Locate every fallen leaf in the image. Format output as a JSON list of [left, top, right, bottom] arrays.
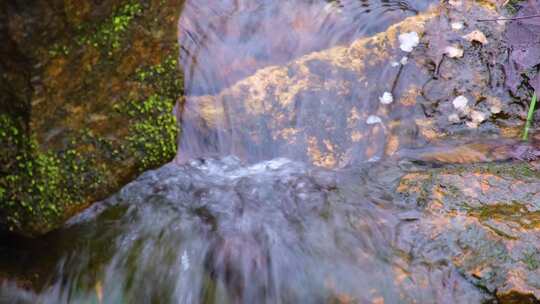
[[423, 17, 460, 66], [504, 0, 540, 93], [463, 30, 488, 45], [470, 110, 487, 124], [444, 45, 464, 58]]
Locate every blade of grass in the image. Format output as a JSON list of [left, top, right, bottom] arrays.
[[522, 92, 538, 141]]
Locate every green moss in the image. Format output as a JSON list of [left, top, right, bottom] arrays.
[[475, 162, 540, 180], [135, 55, 182, 99], [49, 1, 143, 57], [118, 54, 182, 171], [470, 202, 540, 230], [124, 94, 179, 171], [401, 162, 540, 214], [0, 114, 106, 235], [442, 183, 460, 198], [81, 2, 142, 52]]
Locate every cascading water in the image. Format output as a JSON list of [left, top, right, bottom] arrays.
[[0, 158, 489, 303], [176, 0, 434, 164], [0, 0, 499, 303]]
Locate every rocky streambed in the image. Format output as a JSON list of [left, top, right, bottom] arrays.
[[0, 0, 540, 303]]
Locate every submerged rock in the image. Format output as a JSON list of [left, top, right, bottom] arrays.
[[0, 0, 183, 237], [177, 0, 521, 169]]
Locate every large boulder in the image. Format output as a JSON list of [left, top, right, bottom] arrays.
[[0, 0, 183, 237]]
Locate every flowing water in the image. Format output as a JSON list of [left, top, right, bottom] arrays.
[[176, 0, 435, 164], [1, 0, 501, 303]]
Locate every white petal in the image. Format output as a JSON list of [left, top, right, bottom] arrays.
[[490, 105, 502, 114], [400, 56, 409, 65], [379, 92, 394, 104], [444, 46, 464, 58], [470, 110, 487, 124], [366, 115, 383, 125], [399, 32, 420, 52], [452, 95, 468, 111], [451, 22, 464, 30]]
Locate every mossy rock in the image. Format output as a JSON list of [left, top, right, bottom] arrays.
[[0, 0, 184, 237]]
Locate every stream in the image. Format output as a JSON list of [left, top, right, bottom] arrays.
[[0, 0, 524, 303]]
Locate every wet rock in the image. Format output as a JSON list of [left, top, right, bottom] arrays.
[[0, 0, 183, 237], [397, 162, 540, 302]]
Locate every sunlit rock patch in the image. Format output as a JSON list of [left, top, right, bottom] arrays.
[[397, 162, 540, 302]]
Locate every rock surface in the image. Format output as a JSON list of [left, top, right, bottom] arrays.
[[0, 0, 183, 237], [397, 162, 540, 303]]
